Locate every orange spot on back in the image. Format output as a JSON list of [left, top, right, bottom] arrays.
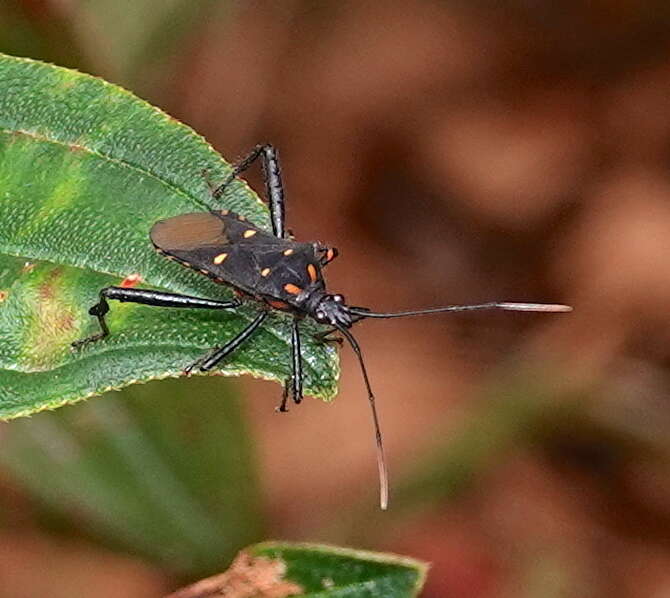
[[243, 229, 257, 239], [284, 283, 301, 295], [307, 264, 317, 283], [213, 253, 228, 264], [120, 273, 143, 288], [268, 299, 289, 310], [261, 268, 271, 277], [283, 248, 294, 256]]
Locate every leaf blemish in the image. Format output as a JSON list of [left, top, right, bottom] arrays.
[[22, 267, 76, 369], [38, 267, 64, 301], [166, 551, 302, 598]]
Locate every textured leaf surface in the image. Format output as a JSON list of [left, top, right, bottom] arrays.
[[0, 376, 263, 574], [0, 54, 338, 418], [170, 543, 428, 598]]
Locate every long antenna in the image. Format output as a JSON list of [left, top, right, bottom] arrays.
[[335, 323, 389, 511], [349, 302, 572, 319]]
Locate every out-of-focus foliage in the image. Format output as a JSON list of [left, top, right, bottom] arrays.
[[170, 543, 427, 598], [0, 376, 263, 575]]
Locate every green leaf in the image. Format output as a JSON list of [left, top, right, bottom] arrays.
[[0, 53, 339, 419], [0, 376, 264, 575], [171, 543, 428, 598]]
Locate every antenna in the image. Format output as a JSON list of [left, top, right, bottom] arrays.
[[349, 302, 572, 319], [335, 324, 389, 510]]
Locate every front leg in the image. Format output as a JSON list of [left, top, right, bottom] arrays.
[[289, 318, 303, 404], [277, 318, 304, 412], [72, 287, 240, 349], [313, 328, 343, 345]]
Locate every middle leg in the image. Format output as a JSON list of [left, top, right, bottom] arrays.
[[187, 310, 269, 373]]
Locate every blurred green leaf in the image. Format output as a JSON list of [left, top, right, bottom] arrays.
[[78, 0, 229, 89], [0, 376, 263, 574], [0, 53, 339, 419], [0, 2, 91, 73], [171, 543, 428, 597]]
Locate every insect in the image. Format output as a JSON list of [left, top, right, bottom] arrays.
[[73, 144, 572, 510]]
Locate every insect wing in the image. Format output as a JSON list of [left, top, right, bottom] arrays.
[[150, 212, 231, 252], [150, 212, 247, 284]]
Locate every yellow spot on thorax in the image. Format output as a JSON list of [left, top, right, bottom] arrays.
[[243, 229, 257, 238], [284, 283, 301, 295], [213, 253, 228, 264], [283, 248, 294, 256], [261, 268, 271, 277]]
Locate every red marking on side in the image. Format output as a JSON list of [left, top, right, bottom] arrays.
[[307, 264, 317, 283], [120, 273, 143, 288], [268, 299, 289, 310]]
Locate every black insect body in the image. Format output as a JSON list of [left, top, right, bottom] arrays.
[[150, 210, 333, 317], [73, 144, 571, 510]]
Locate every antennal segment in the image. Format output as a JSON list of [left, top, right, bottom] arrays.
[[349, 302, 572, 319], [334, 324, 389, 511]]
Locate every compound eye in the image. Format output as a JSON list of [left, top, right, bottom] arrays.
[[316, 310, 327, 322], [333, 294, 344, 303]]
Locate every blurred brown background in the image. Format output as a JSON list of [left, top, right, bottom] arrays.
[[4, 1, 670, 597]]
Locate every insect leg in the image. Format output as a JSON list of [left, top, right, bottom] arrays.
[[277, 320, 304, 412], [72, 287, 241, 349], [212, 144, 286, 239], [289, 318, 303, 405], [278, 383, 290, 413], [187, 311, 269, 373], [313, 328, 343, 345]]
